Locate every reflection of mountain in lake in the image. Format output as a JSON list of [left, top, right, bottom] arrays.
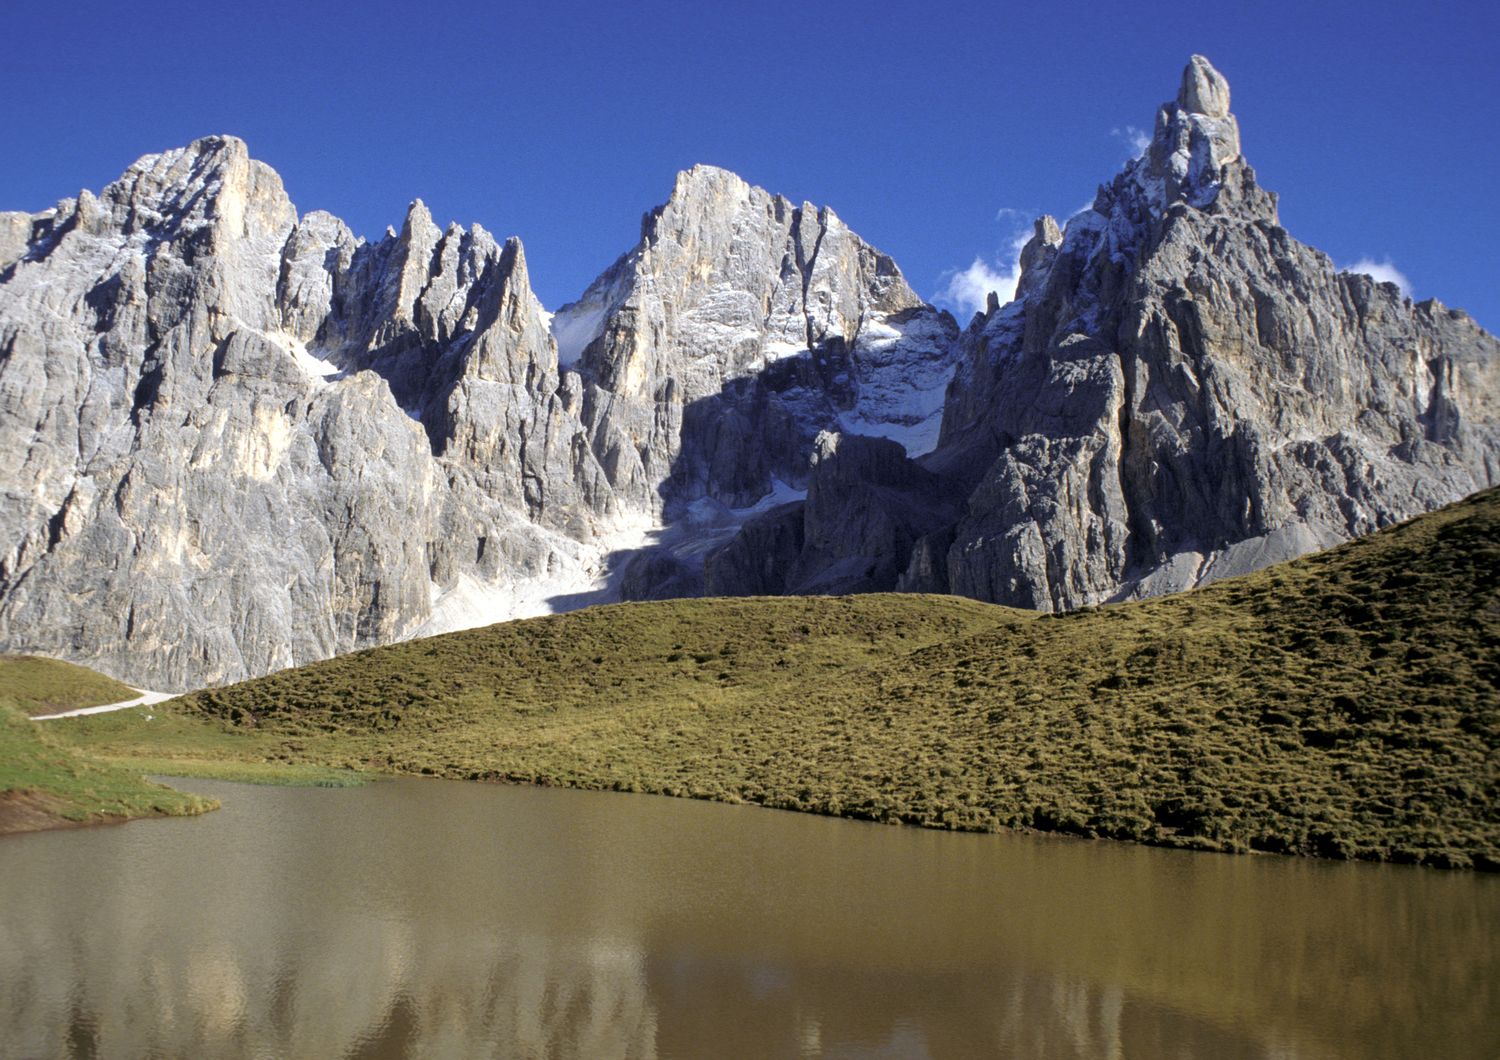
[[0, 908, 1269, 1060], [1, 778, 1495, 1058]]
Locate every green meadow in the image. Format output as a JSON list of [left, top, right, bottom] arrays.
[[0, 700, 215, 832], [0, 654, 138, 716]]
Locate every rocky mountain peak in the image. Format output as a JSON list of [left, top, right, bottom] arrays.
[[1139, 54, 1243, 210], [929, 55, 1494, 611], [1014, 214, 1063, 302], [104, 134, 296, 246], [551, 163, 956, 510], [664, 163, 757, 208], [2, 55, 1494, 690], [1177, 54, 1231, 117], [399, 197, 438, 241], [720, 55, 1497, 619], [0, 135, 629, 687]]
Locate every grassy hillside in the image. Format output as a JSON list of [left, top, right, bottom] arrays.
[[0, 654, 138, 716], [60, 489, 1499, 868], [0, 700, 215, 834], [62, 595, 1003, 785]]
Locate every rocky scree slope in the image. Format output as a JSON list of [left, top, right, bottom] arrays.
[[709, 56, 1500, 607], [0, 141, 955, 687]]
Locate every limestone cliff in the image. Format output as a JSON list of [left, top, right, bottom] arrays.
[[0, 138, 621, 687], [0, 143, 955, 686], [2, 56, 1495, 686], [554, 163, 959, 517], [714, 56, 1499, 608]]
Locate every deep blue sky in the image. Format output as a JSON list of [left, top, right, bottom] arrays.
[[3, 0, 1496, 329]]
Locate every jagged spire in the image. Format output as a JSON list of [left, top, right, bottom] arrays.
[[1015, 215, 1062, 302], [1137, 54, 1243, 208], [1177, 55, 1231, 117]]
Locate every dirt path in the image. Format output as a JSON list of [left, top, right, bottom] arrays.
[[31, 690, 176, 720]]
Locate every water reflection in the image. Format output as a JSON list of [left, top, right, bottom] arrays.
[[1, 778, 1496, 1058]]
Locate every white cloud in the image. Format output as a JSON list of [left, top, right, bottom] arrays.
[[1112, 125, 1151, 156], [1342, 257, 1412, 296], [935, 229, 1034, 318], [937, 256, 1022, 317]]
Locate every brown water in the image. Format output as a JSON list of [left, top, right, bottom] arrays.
[[1, 777, 1496, 1059]]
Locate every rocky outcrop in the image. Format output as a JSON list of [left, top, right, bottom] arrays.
[[0, 138, 622, 687], [719, 55, 1499, 610], [930, 55, 1498, 609], [0, 141, 959, 687], [554, 165, 961, 515]]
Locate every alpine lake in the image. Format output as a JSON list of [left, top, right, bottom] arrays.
[[2, 776, 1496, 1058]]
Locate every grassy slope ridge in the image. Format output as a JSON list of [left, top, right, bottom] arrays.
[[65, 489, 1499, 867], [0, 654, 138, 716], [0, 700, 216, 833], [64, 595, 1003, 788]]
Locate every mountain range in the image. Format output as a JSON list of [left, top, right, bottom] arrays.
[[1, 56, 1495, 689]]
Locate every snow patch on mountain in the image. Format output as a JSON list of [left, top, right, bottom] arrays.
[[842, 309, 958, 456], [260, 328, 344, 385], [409, 514, 658, 638], [764, 340, 808, 362], [684, 477, 807, 527], [550, 300, 609, 368]]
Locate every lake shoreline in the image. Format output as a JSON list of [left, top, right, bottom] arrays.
[[28, 755, 1491, 875], [18, 491, 1500, 869], [375, 763, 1500, 873], [0, 785, 215, 837]]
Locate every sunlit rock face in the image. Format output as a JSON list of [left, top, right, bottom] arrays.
[[716, 55, 1499, 608], [0, 136, 632, 687], [553, 162, 961, 517], [0, 141, 959, 687]]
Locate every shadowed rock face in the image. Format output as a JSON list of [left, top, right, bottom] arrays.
[[714, 55, 1499, 609], [704, 431, 958, 597]]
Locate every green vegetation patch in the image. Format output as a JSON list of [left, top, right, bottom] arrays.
[[0, 654, 138, 716], [52, 699, 365, 788], [135, 758, 367, 787], [55, 490, 1500, 869], [0, 700, 215, 833], [854, 489, 1500, 869]]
